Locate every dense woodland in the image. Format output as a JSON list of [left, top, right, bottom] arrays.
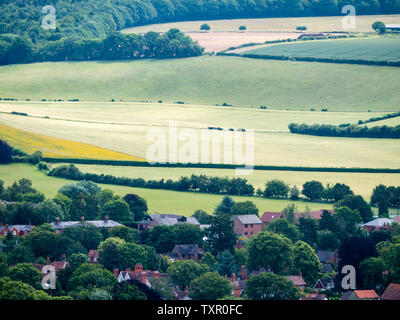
[[1, 0, 400, 65]]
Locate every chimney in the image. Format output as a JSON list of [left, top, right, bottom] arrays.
[[231, 273, 237, 281], [113, 269, 119, 277], [56, 217, 60, 223], [46, 256, 50, 265], [141, 272, 147, 284], [134, 263, 143, 273], [104, 215, 109, 223], [154, 271, 159, 279], [80, 216, 85, 223], [61, 253, 66, 262]]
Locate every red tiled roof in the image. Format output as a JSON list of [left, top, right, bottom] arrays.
[[382, 283, 400, 300], [392, 216, 400, 224], [354, 290, 379, 299], [286, 275, 306, 286], [295, 210, 333, 221], [261, 212, 283, 224]]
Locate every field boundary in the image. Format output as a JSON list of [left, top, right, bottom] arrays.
[[217, 52, 400, 67], [42, 157, 400, 173]]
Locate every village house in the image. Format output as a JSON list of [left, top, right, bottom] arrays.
[[286, 275, 306, 291], [50, 216, 122, 233], [314, 278, 335, 291], [260, 212, 283, 228], [381, 283, 400, 300], [361, 218, 394, 232], [294, 209, 334, 223], [300, 292, 327, 300], [137, 214, 200, 232], [115, 263, 168, 287], [32, 254, 69, 279], [233, 214, 263, 238], [230, 273, 246, 298], [317, 250, 339, 268], [392, 215, 400, 224], [167, 244, 204, 262], [0, 224, 34, 236], [341, 290, 379, 300]]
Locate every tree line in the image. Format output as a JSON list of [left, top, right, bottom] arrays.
[[48, 164, 255, 196], [288, 122, 400, 139], [0, 29, 203, 65]]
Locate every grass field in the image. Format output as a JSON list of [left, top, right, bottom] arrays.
[[0, 56, 399, 110], [0, 123, 144, 161], [122, 15, 400, 33], [1, 102, 399, 168], [0, 163, 333, 215], [243, 37, 400, 62], [54, 163, 400, 200]]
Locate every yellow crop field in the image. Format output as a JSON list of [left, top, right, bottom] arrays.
[[0, 123, 145, 161]]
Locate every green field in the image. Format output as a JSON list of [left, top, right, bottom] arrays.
[[243, 37, 400, 62], [1, 101, 400, 169], [0, 56, 400, 110], [123, 15, 400, 33], [0, 163, 332, 216], [55, 163, 400, 201]]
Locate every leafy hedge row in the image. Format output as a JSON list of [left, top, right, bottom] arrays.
[[48, 164, 255, 196], [42, 157, 400, 173], [218, 52, 400, 67], [288, 123, 400, 139]]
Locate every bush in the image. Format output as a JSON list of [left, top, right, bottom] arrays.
[[200, 24, 211, 31], [239, 25, 247, 31]]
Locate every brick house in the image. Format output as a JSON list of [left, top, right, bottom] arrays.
[[381, 283, 400, 300], [294, 209, 334, 223], [115, 263, 168, 287], [341, 290, 379, 300], [233, 215, 263, 238], [260, 212, 283, 228], [168, 244, 204, 262], [286, 275, 306, 291], [362, 218, 394, 232], [0, 225, 34, 236]]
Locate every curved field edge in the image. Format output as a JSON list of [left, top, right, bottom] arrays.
[[0, 123, 145, 161], [0, 56, 399, 111], [0, 163, 332, 216]]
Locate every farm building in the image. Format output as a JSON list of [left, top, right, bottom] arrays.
[[381, 283, 400, 300], [341, 290, 379, 300]]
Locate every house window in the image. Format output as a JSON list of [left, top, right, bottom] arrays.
[[244, 232, 248, 235], [251, 232, 253, 235], [12, 230, 17, 235], [244, 224, 248, 228], [251, 224, 253, 228]]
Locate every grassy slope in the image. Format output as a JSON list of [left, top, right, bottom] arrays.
[[58, 163, 400, 200], [1, 102, 399, 168], [0, 163, 332, 216], [0, 56, 399, 111], [123, 15, 400, 33], [243, 37, 400, 62]]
